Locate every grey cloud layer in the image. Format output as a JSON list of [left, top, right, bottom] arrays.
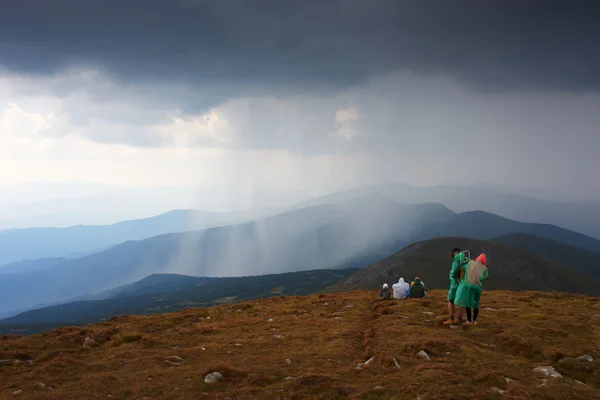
[[1, 0, 599, 95], [2, 0, 600, 199]]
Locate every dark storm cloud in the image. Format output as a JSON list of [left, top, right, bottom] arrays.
[[1, 0, 599, 95]]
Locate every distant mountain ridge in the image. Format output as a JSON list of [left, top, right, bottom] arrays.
[[0, 209, 271, 266], [3, 182, 599, 269], [436, 211, 600, 254], [0, 197, 456, 314], [2, 195, 600, 316], [0, 257, 66, 275], [4, 182, 600, 268], [298, 183, 600, 239], [0, 196, 454, 312]]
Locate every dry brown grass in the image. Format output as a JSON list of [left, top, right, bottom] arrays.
[[0, 290, 599, 399]]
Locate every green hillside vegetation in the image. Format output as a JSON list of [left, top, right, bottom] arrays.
[[492, 233, 600, 279], [76, 275, 223, 301], [0, 268, 359, 336], [326, 237, 600, 296]]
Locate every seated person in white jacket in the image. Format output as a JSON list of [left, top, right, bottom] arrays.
[[392, 277, 410, 299]]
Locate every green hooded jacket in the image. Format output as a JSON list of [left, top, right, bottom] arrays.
[[447, 252, 468, 302], [449, 252, 466, 285]]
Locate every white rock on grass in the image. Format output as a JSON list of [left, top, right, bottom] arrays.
[[273, 334, 284, 340], [558, 355, 594, 364], [490, 387, 505, 394], [284, 358, 292, 365], [533, 366, 563, 378], [393, 357, 401, 369], [204, 372, 223, 384], [417, 350, 431, 361]]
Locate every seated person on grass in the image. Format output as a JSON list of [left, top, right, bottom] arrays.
[[408, 277, 426, 298], [379, 283, 392, 300]]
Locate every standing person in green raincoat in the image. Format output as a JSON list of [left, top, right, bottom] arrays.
[[454, 253, 488, 324], [442, 248, 468, 325]]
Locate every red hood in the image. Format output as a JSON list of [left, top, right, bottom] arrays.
[[476, 253, 487, 266]]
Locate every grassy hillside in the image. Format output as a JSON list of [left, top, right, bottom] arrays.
[[0, 290, 598, 399], [76, 274, 223, 301], [326, 237, 600, 296], [0, 269, 359, 335], [492, 233, 600, 279]]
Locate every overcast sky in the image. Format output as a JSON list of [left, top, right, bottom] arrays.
[[1, 0, 600, 211]]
